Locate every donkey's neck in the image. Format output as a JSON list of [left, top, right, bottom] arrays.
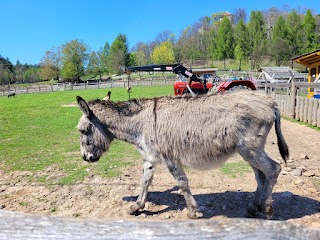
[[91, 100, 147, 145]]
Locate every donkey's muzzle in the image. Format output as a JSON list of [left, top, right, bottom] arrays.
[[82, 154, 100, 163]]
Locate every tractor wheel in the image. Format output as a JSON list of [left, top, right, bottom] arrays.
[[228, 85, 251, 91]]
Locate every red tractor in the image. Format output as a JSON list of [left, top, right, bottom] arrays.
[[124, 63, 256, 96], [216, 76, 257, 92]]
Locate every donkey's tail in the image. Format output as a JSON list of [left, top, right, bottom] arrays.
[[274, 109, 289, 164]]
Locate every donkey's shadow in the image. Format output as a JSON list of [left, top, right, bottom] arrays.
[[123, 187, 320, 220]]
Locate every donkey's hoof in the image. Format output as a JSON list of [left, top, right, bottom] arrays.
[[187, 212, 197, 219], [264, 206, 274, 220], [246, 205, 257, 218], [245, 210, 256, 218], [128, 204, 142, 215], [187, 210, 201, 219]]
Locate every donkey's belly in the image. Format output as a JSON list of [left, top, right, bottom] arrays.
[[180, 150, 235, 170]]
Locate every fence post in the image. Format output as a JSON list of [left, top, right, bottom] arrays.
[[262, 73, 268, 94], [288, 70, 296, 119]]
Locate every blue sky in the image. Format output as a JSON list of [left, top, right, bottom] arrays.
[[1, 0, 318, 65]]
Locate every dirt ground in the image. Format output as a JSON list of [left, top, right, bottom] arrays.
[[0, 120, 319, 229]]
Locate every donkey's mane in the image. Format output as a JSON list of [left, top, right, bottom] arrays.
[[88, 94, 203, 116]]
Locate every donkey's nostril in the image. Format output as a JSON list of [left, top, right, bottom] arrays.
[[89, 156, 93, 162]]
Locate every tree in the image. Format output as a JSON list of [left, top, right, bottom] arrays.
[[248, 11, 267, 70], [175, 26, 193, 62], [135, 49, 148, 66], [60, 39, 89, 82], [153, 30, 175, 45], [24, 67, 40, 82], [303, 9, 317, 53], [98, 41, 110, 75], [109, 33, 130, 74], [0, 55, 14, 73], [175, 17, 212, 65], [0, 56, 14, 84], [315, 14, 320, 48], [151, 41, 175, 64], [127, 52, 136, 67], [234, 45, 244, 70], [132, 41, 153, 65], [232, 8, 247, 24], [14, 60, 24, 82], [87, 51, 100, 79], [195, 17, 212, 65], [214, 17, 234, 70], [286, 10, 304, 56], [39, 47, 61, 80], [234, 19, 250, 69], [271, 16, 292, 65], [207, 26, 217, 66]]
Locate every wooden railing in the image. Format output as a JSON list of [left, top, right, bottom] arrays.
[[272, 94, 320, 127], [0, 210, 319, 239], [0, 77, 177, 97], [256, 70, 320, 127]]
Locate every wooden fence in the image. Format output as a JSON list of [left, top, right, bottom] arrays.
[[256, 70, 320, 127], [0, 210, 319, 239], [274, 94, 320, 127], [0, 76, 177, 97]]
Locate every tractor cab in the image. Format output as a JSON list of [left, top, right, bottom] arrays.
[[173, 67, 218, 96]]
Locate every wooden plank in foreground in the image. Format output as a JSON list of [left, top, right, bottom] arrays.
[[0, 210, 319, 239]]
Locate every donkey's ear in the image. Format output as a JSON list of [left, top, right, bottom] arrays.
[[76, 96, 92, 118]]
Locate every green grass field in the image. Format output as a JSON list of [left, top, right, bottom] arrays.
[[0, 86, 173, 184], [0, 85, 249, 185]]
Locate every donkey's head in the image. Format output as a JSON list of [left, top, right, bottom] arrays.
[[76, 96, 113, 162]]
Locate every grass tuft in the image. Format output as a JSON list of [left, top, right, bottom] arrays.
[[220, 161, 251, 178]]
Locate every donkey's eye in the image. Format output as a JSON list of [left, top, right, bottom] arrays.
[[79, 129, 86, 134]]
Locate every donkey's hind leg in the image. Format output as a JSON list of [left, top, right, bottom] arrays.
[[164, 160, 198, 219], [129, 159, 155, 215], [240, 149, 281, 219], [246, 167, 266, 217]]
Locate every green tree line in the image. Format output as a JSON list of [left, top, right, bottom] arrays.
[[1, 8, 319, 84]]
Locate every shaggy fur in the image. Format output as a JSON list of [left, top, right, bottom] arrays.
[[76, 91, 289, 219]]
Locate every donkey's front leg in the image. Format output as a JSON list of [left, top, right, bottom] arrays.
[[129, 159, 155, 215], [165, 160, 199, 219]]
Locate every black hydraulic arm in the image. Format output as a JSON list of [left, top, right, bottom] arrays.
[[125, 63, 179, 73], [124, 63, 202, 84]]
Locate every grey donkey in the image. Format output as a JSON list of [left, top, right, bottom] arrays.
[[76, 90, 289, 219]]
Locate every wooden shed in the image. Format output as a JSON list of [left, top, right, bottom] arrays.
[[292, 49, 320, 98], [258, 66, 307, 83]]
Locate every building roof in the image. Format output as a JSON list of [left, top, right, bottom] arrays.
[[259, 66, 307, 80], [292, 49, 320, 67]]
